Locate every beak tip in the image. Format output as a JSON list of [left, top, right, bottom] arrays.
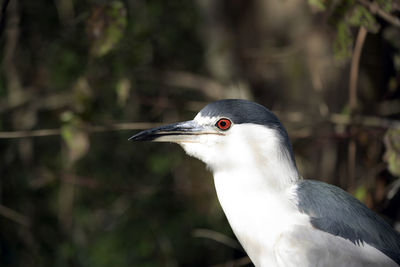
[[128, 133, 146, 142], [128, 129, 156, 142]]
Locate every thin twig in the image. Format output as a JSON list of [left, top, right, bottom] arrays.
[[0, 128, 61, 138], [211, 256, 252, 267], [349, 26, 367, 111], [60, 174, 156, 195], [0, 115, 399, 140], [192, 228, 243, 250], [0, 0, 11, 36], [161, 71, 226, 99], [348, 138, 357, 187], [0, 122, 163, 139], [357, 0, 400, 28], [0, 91, 73, 114], [348, 26, 368, 187], [329, 113, 400, 128], [0, 204, 31, 227]]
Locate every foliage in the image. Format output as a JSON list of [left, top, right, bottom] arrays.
[[0, 0, 399, 266], [309, 0, 395, 59], [86, 1, 127, 58], [384, 128, 400, 177], [308, 0, 327, 11]]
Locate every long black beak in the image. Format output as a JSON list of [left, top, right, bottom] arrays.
[[129, 120, 206, 142]]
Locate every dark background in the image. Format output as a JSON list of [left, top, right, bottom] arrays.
[[0, 0, 399, 266]]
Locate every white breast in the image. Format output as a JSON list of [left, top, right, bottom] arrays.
[[213, 170, 310, 266]]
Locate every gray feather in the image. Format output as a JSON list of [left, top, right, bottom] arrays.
[[296, 180, 400, 265]]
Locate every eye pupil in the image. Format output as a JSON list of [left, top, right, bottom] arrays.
[[216, 118, 231, 130]]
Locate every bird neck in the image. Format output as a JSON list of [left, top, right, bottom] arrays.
[[211, 126, 300, 192], [213, 147, 299, 193], [262, 146, 300, 191], [211, 151, 302, 266]]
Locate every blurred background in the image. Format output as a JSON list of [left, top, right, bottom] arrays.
[[0, 0, 399, 266]]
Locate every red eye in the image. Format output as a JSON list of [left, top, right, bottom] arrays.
[[216, 118, 231, 130]]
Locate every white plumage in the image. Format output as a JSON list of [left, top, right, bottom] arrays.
[[130, 99, 400, 266]]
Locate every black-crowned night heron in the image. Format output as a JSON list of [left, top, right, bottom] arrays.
[[130, 99, 400, 266]]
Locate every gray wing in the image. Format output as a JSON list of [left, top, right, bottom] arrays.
[[296, 179, 400, 265]]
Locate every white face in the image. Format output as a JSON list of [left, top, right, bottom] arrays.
[[177, 114, 228, 168], [177, 114, 285, 173]]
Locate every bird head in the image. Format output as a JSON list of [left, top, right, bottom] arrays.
[[130, 99, 298, 178]]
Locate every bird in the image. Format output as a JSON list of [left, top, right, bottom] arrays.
[[129, 99, 400, 266]]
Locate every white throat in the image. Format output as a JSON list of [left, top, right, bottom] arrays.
[[181, 123, 300, 191], [210, 141, 304, 266], [180, 123, 305, 266]]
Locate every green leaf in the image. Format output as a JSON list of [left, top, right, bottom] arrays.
[[384, 128, 400, 177], [354, 185, 367, 202], [61, 124, 73, 144], [87, 1, 127, 57], [60, 111, 90, 164], [116, 78, 131, 107], [333, 21, 353, 60], [308, 0, 326, 11], [377, 0, 393, 13], [349, 6, 380, 33]]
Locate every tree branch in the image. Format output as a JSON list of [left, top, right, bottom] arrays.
[[0, 204, 30, 227], [357, 0, 400, 28], [0, 122, 163, 139], [0, 0, 11, 36], [0, 114, 399, 140], [348, 26, 367, 187], [349, 26, 368, 111], [211, 256, 252, 267], [192, 228, 242, 250]]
